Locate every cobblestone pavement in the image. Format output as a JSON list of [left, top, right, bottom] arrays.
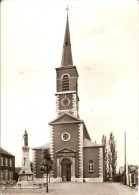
[[0, 182, 138, 195], [112, 183, 138, 195]]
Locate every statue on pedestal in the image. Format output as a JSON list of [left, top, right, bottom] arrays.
[[18, 129, 33, 187], [23, 130, 28, 146]]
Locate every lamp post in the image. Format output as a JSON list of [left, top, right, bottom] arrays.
[[124, 132, 126, 185]]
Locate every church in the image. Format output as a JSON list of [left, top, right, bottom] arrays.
[[32, 12, 104, 182]]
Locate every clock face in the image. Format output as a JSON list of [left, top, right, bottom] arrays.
[[61, 97, 70, 106]]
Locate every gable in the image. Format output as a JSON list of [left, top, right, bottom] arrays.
[[49, 113, 82, 124], [56, 147, 76, 157], [56, 147, 76, 154]]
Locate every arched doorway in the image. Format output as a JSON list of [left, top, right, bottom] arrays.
[[61, 158, 71, 181]]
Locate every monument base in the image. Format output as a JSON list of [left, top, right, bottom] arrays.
[[17, 181, 33, 187], [17, 180, 40, 189], [18, 173, 33, 181]]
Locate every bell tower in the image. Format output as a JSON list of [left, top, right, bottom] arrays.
[[55, 10, 79, 118]]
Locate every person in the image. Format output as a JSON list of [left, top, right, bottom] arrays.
[[23, 130, 28, 146]]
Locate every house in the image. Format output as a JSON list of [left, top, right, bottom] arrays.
[[0, 147, 15, 183]]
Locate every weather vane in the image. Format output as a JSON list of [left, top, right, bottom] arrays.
[[66, 5, 70, 17], [66, 5, 70, 12]]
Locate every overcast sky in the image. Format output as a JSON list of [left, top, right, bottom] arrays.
[[1, 0, 138, 169]]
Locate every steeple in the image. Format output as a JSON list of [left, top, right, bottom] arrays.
[[55, 7, 79, 118], [61, 7, 73, 67]]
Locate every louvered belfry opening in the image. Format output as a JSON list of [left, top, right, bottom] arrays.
[[62, 75, 69, 91]]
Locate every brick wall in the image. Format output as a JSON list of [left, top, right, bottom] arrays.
[[52, 123, 80, 178], [83, 147, 99, 178], [0, 154, 15, 181], [56, 66, 78, 92], [35, 150, 43, 178]]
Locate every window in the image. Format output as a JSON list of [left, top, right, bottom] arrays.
[[88, 160, 94, 173], [4, 170, 8, 180], [0, 170, 3, 180], [9, 171, 13, 180], [1, 157, 3, 166], [5, 158, 8, 166], [9, 159, 12, 167], [61, 132, 70, 142], [62, 74, 69, 91]]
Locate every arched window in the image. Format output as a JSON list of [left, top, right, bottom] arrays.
[[88, 160, 94, 173], [62, 74, 69, 91]]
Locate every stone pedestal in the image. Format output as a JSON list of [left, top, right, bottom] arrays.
[[17, 146, 33, 188]]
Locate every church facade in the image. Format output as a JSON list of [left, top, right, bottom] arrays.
[[32, 13, 104, 182]]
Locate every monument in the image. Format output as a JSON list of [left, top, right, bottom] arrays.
[[17, 130, 34, 188]]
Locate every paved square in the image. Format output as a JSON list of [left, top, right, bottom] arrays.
[[0, 182, 138, 195]]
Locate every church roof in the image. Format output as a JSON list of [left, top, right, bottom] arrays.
[[83, 138, 103, 148], [61, 13, 73, 66], [32, 142, 50, 150], [0, 147, 15, 156]]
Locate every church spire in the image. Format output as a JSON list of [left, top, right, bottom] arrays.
[[61, 6, 73, 67]]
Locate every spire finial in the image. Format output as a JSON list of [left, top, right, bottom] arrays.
[[66, 5, 69, 18]]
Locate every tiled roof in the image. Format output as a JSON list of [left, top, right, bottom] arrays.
[[83, 138, 103, 148], [0, 147, 15, 156], [32, 142, 50, 150]]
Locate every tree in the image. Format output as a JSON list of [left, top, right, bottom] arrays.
[[102, 132, 117, 181], [107, 150, 112, 179], [108, 132, 117, 180], [40, 149, 53, 193], [102, 135, 108, 180]]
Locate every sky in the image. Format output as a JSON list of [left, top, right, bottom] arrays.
[[1, 0, 138, 170]]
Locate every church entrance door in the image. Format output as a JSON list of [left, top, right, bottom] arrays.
[[61, 158, 71, 181]]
